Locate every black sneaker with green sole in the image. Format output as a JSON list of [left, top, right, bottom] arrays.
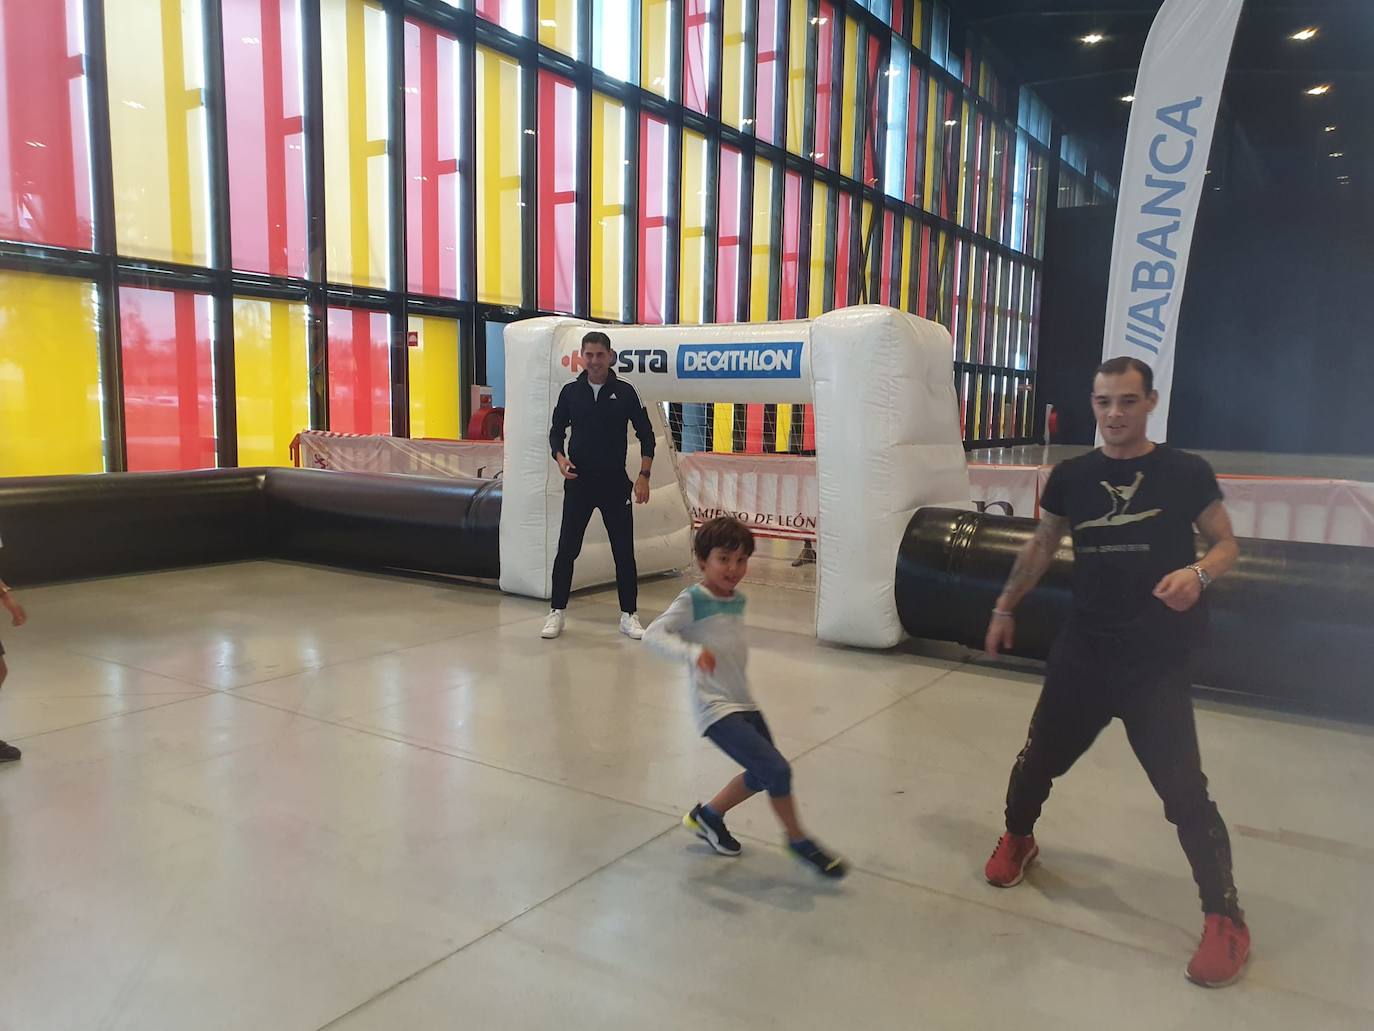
[[683, 803, 742, 856], [789, 838, 847, 878]]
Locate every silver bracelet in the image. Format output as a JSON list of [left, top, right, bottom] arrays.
[[1187, 564, 1213, 590], [992, 608, 1014, 618]]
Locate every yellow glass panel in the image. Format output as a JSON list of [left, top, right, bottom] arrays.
[[774, 402, 792, 453], [539, 0, 578, 56], [785, 2, 808, 155], [839, 17, 860, 179], [808, 181, 829, 317], [900, 214, 915, 311], [854, 198, 874, 305], [750, 158, 773, 321], [476, 47, 523, 305], [408, 316, 461, 439], [233, 298, 309, 467], [642, 0, 672, 97], [679, 130, 708, 324], [712, 403, 734, 452], [0, 272, 104, 476], [590, 94, 627, 321], [106, 0, 209, 265], [322, 0, 389, 288], [721, 0, 746, 129]]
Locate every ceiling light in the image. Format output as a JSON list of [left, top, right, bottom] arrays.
[[1329, 152, 1344, 158], [1324, 125, 1338, 132], [1120, 94, 1135, 103], [1080, 33, 1105, 45], [1305, 84, 1331, 96], [944, 119, 957, 126], [1290, 27, 1318, 42]]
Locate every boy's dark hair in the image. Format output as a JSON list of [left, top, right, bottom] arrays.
[[693, 516, 756, 561], [581, 330, 613, 352], [1095, 356, 1154, 394]]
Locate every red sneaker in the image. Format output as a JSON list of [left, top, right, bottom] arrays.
[[1186, 913, 1250, 987], [985, 832, 1038, 887]]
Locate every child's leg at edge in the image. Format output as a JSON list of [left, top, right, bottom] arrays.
[[708, 774, 756, 816]]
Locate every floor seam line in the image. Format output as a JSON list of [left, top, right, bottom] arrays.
[[312, 826, 681, 1031], [222, 692, 687, 822]]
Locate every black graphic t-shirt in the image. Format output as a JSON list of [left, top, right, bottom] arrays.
[[1040, 445, 1223, 650]]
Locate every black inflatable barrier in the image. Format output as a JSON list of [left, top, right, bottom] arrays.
[[0, 468, 501, 587], [896, 508, 1374, 720]]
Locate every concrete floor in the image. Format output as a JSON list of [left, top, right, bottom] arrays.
[[0, 562, 1370, 1030]]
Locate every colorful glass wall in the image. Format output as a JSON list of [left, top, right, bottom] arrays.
[[0, 0, 1058, 476]]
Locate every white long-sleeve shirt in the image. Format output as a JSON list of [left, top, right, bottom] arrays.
[[643, 583, 756, 735]]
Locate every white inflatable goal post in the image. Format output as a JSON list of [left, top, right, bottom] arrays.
[[500, 305, 970, 649]]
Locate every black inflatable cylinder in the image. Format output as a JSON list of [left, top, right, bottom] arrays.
[[896, 508, 1374, 720], [0, 469, 270, 585], [265, 469, 501, 579], [0, 468, 502, 587]]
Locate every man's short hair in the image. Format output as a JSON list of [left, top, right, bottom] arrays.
[[1095, 356, 1154, 394], [693, 516, 756, 561], [581, 330, 612, 352]]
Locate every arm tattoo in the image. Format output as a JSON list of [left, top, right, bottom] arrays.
[[1001, 515, 1067, 603]]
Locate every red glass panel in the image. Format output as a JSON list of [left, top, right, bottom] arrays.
[[834, 191, 853, 308], [405, 18, 461, 298], [474, 0, 523, 34], [779, 170, 802, 318], [813, 3, 835, 167], [0, 0, 92, 248], [225, 0, 307, 277], [744, 405, 764, 453], [538, 72, 578, 313], [327, 308, 391, 434], [716, 144, 742, 321], [684, 0, 710, 115], [638, 113, 670, 323], [864, 31, 881, 184], [120, 287, 217, 471], [754, 0, 779, 143]]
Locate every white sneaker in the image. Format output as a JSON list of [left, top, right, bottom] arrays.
[[619, 612, 645, 640], [541, 610, 565, 639]]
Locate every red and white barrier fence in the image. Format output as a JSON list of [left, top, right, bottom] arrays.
[[291, 432, 1374, 548]]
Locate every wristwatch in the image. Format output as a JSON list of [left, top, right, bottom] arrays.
[[1187, 564, 1213, 590]]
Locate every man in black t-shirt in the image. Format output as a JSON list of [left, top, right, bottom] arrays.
[[981, 357, 1250, 989]]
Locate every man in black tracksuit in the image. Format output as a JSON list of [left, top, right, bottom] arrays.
[[542, 331, 656, 641]]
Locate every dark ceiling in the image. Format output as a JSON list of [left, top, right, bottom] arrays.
[[951, 0, 1371, 201]]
